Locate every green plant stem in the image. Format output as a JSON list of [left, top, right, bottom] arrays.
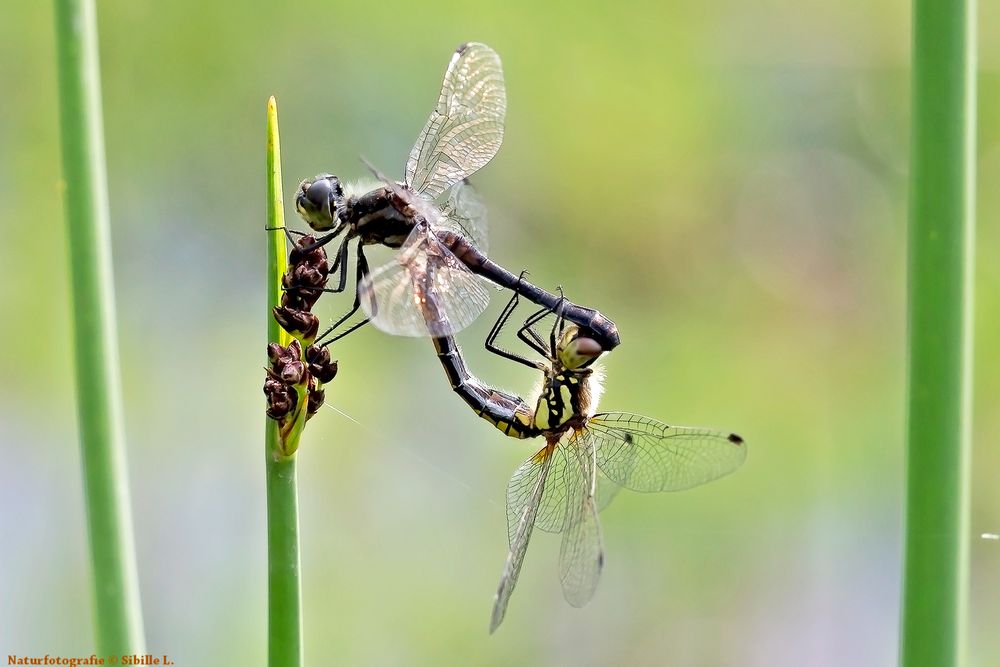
[[901, 0, 976, 665], [265, 96, 303, 667], [53, 0, 144, 655]]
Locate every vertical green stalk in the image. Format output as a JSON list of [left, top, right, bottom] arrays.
[[901, 0, 976, 664], [265, 97, 303, 667], [53, 0, 144, 656]]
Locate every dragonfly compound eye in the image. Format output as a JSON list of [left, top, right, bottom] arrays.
[[559, 332, 604, 370], [295, 174, 342, 232]]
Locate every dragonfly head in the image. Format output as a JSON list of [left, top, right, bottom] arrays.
[[556, 325, 604, 371], [295, 174, 344, 233]]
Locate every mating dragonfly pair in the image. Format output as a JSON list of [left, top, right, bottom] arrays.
[[283, 42, 746, 632]]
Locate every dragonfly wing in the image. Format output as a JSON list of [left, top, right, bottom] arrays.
[[558, 431, 605, 607], [406, 42, 506, 199], [506, 443, 574, 543], [358, 224, 491, 337], [437, 180, 489, 254], [491, 445, 554, 633], [588, 412, 747, 493], [595, 469, 623, 513]]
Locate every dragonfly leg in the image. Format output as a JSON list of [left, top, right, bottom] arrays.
[[264, 225, 306, 244], [504, 288, 566, 358], [314, 241, 371, 345], [325, 235, 352, 293], [323, 316, 371, 345], [298, 229, 342, 253], [517, 306, 554, 358], [501, 271, 557, 357], [549, 287, 567, 352], [281, 234, 352, 301], [485, 275, 540, 370]]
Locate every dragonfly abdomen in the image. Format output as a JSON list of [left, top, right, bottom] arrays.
[[432, 336, 536, 439], [434, 230, 621, 352]]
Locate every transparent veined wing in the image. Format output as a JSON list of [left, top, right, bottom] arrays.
[[405, 42, 506, 199], [437, 179, 489, 254], [595, 469, 624, 512], [557, 431, 605, 607], [491, 443, 555, 633], [504, 432, 624, 547], [587, 412, 747, 493], [506, 443, 573, 545], [358, 223, 491, 337]]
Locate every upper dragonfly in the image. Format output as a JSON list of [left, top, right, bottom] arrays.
[[293, 42, 619, 351]]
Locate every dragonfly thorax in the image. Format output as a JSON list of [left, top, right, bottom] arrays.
[[528, 324, 604, 432], [532, 366, 595, 433]]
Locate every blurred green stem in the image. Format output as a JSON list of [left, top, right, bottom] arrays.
[[265, 97, 303, 667], [901, 0, 976, 665], [53, 0, 145, 655]]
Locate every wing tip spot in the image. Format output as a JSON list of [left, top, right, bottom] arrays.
[[728, 433, 745, 445]]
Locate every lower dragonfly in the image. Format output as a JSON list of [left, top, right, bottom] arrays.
[[430, 282, 747, 632]]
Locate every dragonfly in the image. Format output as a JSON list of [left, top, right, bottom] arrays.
[[431, 283, 747, 632], [292, 42, 619, 351]]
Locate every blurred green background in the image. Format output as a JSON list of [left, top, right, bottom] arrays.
[[2, 0, 998, 665]]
